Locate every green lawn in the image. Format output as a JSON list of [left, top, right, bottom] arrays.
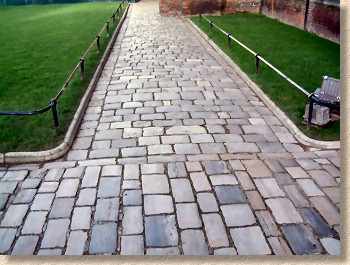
[[0, 2, 126, 153], [191, 14, 340, 141]]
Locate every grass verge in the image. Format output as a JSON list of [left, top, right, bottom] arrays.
[[0, 2, 126, 152], [191, 14, 340, 141]]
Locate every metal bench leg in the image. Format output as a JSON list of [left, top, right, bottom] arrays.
[[308, 95, 314, 126]]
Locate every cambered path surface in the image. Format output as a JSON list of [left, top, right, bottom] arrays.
[[0, 0, 340, 255]]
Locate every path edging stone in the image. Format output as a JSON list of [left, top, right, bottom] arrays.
[[0, 4, 131, 165], [187, 18, 340, 150]]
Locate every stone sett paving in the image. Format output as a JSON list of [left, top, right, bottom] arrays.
[[0, 0, 340, 255]]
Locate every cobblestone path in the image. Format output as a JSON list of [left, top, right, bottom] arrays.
[[0, 0, 340, 255]]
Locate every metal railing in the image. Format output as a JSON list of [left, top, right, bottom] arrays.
[[0, 0, 128, 131], [199, 15, 311, 97]]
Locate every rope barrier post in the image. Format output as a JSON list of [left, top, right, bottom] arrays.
[[117, 7, 120, 19], [80, 58, 85, 80], [255, 54, 259, 76], [112, 14, 115, 23], [307, 94, 314, 126], [51, 99, 59, 132], [106, 21, 109, 37], [210, 21, 213, 34], [199, 14, 201, 24], [96, 35, 100, 53], [227, 34, 231, 51]]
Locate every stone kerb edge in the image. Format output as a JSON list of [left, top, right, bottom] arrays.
[[188, 18, 340, 150], [1, 3, 131, 165]]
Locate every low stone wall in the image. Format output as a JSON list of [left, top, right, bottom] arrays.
[[159, 0, 340, 43]]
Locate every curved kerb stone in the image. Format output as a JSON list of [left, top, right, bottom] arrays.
[[0, 4, 131, 165]]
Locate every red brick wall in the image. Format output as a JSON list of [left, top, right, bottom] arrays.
[[159, 0, 340, 42], [159, 0, 260, 15], [260, 0, 339, 43]]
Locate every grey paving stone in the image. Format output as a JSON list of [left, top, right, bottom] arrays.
[[31, 193, 55, 211], [214, 248, 238, 255], [203, 160, 230, 175], [202, 213, 229, 248], [139, 136, 160, 146], [120, 235, 144, 255], [0, 181, 18, 194], [230, 226, 271, 255], [38, 182, 59, 193], [176, 203, 202, 229], [174, 143, 200, 154], [166, 125, 206, 135], [22, 211, 47, 234], [89, 223, 117, 254], [274, 173, 294, 185], [266, 198, 303, 224], [181, 230, 209, 255], [142, 174, 169, 194], [1, 204, 28, 226], [122, 206, 143, 235], [76, 188, 96, 206], [170, 179, 194, 202], [11, 235, 39, 255], [81, 167, 100, 188], [94, 198, 119, 222], [221, 204, 255, 227], [0, 228, 17, 253], [254, 178, 285, 198], [123, 190, 142, 206], [300, 208, 332, 237], [21, 178, 41, 189], [144, 195, 174, 215], [189, 172, 211, 192], [71, 207, 91, 230], [37, 249, 62, 255], [49, 198, 75, 218], [65, 231, 87, 255], [146, 247, 180, 255], [308, 170, 338, 187], [209, 174, 238, 186], [320, 238, 340, 255], [246, 190, 266, 210], [13, 189, 36, 204], [215, 185, 246, 204], [285, 167, 309, 179], [124, 164, 140, 179], [226, 142, 260, 153], [62, 167, 84, 179], [296, 179, 324, 196], [122, 180, 141, 190], [122, 147, 147, 157], [310, 196, 340, 225], [167, 162, 187, 178], [0, 194, 9, 210], [284, 185, 309, 208], [41, 219, 70, 248], [2, 170, 28, 181], [281, 224, 321, 255], [141, 164, 164, 174], [145, 215, 178, 247], [97, 177, 121, 198], [268, 237, 293, 255], [255, 211, 280, 237], [235, 171, 255, 190], [56, 179, 79, 197]]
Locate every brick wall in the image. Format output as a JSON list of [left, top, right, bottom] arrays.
[[159, 0, 259, 15], [260, 0, 339, 43], [159, 0, 340, 42]]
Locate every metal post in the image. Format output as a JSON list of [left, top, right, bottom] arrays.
[[117, 7, 120, 19], [51, 100, 59, 132], [80, 59, 85, 80], [307, 95, 314, 126], [106, 21, 109, 37], [255, 54, 259, 76], [210, 22, 213, 34], [112, 14, 115, 23], [227, 34, 231, 51], [199, 14, 201, 24], [96, 35, 100, 53]]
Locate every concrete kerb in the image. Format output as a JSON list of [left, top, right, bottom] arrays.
[[187, 18, 340, 150], [1, 3, 131, 165]]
